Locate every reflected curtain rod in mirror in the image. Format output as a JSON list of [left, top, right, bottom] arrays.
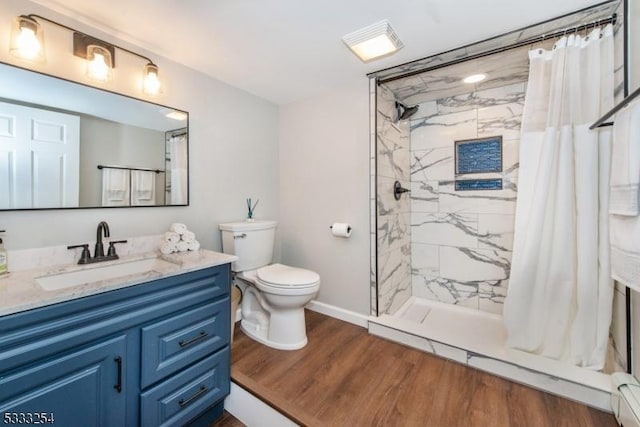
[[97, 165, 165, 174], [0, 61, 189, 211], [10, 14, 161, 95]]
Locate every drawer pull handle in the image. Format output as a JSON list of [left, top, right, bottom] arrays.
[[114, 356, 122, 393], [179, 331, 208, 348], [179, 385, 208, 408]]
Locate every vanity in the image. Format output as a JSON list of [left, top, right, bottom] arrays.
[[0, 248, 236, 427]]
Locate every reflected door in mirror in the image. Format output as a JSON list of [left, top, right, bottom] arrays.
[[0, 101, 80, 209]]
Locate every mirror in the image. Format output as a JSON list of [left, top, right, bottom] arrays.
[[0, 62, 189, 210]]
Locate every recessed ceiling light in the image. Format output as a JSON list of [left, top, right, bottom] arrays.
[[165, 111, 188, 121], [463, 73, 487, 84], [342, 20, 403, 62]]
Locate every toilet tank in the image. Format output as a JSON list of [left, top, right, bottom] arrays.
[[219, 220, 277, 272]]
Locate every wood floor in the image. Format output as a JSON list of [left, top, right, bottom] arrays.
[[210, 411, 245, 427], [230, 310, 617, 427]]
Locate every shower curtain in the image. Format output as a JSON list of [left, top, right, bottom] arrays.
[[503, 25, 614, 369], [168, 133, 188, 205]]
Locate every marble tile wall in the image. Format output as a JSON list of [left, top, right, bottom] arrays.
[[409, 82, 525, 314], [376, 85, 412, 315]]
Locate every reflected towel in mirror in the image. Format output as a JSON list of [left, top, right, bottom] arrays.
[[101, 168, 130, 206], [131, 170, 156, 206]]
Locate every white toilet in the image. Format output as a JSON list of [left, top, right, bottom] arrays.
[[219, 220, 320, 350]]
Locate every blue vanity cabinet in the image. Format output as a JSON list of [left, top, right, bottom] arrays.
[[0, 334, 128, 426], [0, 264, 231, 427]]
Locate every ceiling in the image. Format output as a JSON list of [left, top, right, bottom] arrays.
[[31, 0, 606, 105], [383, 44, 533, 106]]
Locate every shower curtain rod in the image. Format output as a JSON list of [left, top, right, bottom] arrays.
[[166, 128, 187, 137], [97, 164, 165, 174], [377, 14, 617, 86], [590, 85, 640, 129]]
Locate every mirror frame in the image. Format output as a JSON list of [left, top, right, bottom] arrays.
[[0, 61, 189, 211]]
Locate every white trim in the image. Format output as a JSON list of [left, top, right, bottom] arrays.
[[305, 300, 369, 328], [225, 382, 298, 427]]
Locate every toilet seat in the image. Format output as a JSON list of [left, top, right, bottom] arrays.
[[256, 263, 320, 288]]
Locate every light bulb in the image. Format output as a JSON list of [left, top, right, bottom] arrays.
[[88, 53, 109, 81], [143, 63, 161, 95], [86, 45, 112, 82], [10, 16, 45, 63], [17, 28, 40, 59]]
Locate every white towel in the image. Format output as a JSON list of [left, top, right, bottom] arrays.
[[181, 230, 196, 244], [176, 241, 189, 252], [163, 231, 180, 244], [610, 100, 640, 292], [159, 242, 176, 255], [131, 170, 156, 206], [610, 215, 640, 291], [188, 240, 200, 251], [170, 223, 187, 235], [101, 169, 130, 207], [610, 100, 640, 215]]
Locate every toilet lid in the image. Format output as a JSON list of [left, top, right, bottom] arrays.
[[257, 263, 320, 287]]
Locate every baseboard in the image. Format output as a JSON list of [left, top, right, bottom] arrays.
[[305, 300, 369, 328], [225, 382, 298, 427]]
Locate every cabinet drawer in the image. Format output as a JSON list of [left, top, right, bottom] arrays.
[[141, 297, 229, 388], [140, 347, 230, 427]]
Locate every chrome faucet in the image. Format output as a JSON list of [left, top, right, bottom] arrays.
[[95, 221, 110, 258]]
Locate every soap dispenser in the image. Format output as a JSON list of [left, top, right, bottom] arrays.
[[0, 230, 6, 276]]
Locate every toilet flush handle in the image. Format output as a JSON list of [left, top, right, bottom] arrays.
[[233, 233, 247, 239]]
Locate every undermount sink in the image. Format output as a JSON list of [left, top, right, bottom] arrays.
[[35, 257, 178, 291]]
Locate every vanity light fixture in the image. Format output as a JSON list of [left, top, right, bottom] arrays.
[[9, 14, 163, 95], [9, 15, 45, 63], [342, 20, 404, 62], [463, 73, 487, 84]]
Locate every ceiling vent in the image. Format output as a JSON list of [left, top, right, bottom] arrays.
[[342, 20, 403, 62]]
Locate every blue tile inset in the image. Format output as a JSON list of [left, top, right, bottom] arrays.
[[455, 137, 502, 175], [455, 179, 503, 191]]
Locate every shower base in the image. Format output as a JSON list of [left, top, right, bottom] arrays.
[[369, 296, 613, 412]]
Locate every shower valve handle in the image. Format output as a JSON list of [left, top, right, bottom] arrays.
[[393, 181, 410, 200]]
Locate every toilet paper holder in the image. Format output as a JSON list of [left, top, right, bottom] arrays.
[[329, 224, 352, 233], [329, 223, 352, 238]]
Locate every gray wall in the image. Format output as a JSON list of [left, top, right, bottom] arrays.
[[278, 80, 371, 315], [79, 117, 165, 206]]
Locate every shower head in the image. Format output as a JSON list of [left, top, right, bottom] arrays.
[[395, 101, 419, 121]]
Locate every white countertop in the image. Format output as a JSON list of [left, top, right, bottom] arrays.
[[0, 249, 237, 317]]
